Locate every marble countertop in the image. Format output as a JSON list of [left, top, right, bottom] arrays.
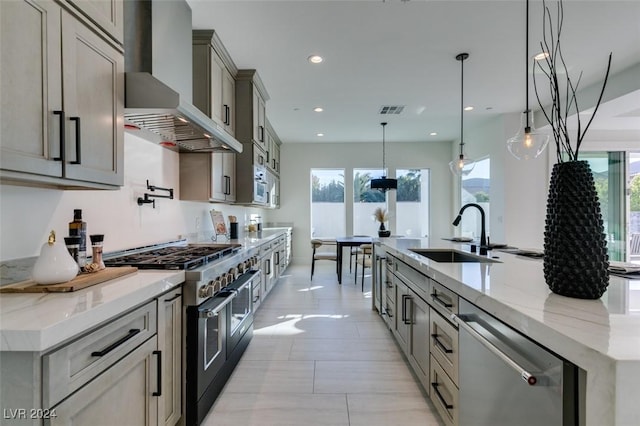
[[379, 237, 640, 425], [0, 228, 292, 353], [0, 270, 185, 352]]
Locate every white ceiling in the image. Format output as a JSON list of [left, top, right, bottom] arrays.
[[187, 0, 640, 145]]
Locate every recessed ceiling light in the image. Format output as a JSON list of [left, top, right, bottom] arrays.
[[313, 107, 323, 112], [429, 132, 438, 136], [534, 51, 550, 61], [316, 133, 324, 137], [308, 55, 323, 64], [464, 106, 474, 111]]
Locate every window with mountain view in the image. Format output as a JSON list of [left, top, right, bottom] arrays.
[[461, 157, 490, 239]]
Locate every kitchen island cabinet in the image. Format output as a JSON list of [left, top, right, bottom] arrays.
[[376, 238, 640, 426], [0, 0, 124, 189]]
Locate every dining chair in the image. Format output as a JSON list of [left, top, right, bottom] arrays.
[[354, 243, 373, 291], [310, 239, 337, 279], [349, 235, 369, 273]]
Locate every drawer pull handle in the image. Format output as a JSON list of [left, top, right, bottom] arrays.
[[91, 328, 141, 357], [164, 293, 182, 303], [431, 382, 454, 410], [431, 292, 453, 308], [431, 333, 454, 354], [153, 350, 162, 396]]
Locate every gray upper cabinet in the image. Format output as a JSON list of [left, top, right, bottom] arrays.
[[193, 30, 237, 136], [180, 152, 236, 203], [235, 69, 269, 149], [265, 119, 281, 175], [0, 0, 124, 189], [66, 0, 123, 44]]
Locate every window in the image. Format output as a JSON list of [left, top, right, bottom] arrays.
[[310, 169, 345, 238], [353, 168, 385, 236], [460, 158, 490, 239], [630, 152, 640, 264], [576, 152, 625, 261], [396, 169, 430, 237]]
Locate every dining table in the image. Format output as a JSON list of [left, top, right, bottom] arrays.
[[335, 236, 373, 284]]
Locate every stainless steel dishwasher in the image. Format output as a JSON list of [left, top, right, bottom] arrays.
[[452, 299, 578, 426]]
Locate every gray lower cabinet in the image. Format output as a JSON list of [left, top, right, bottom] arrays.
[[49, 337, 159, 426], [0, 0, 124, 189], [157, 289, 182, 426], [43, 300, 159, 425], [394, 274, 430, 390]]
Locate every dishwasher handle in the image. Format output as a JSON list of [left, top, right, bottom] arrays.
[[452, 313, 539, 386]]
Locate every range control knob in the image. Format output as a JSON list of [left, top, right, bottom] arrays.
[[198, 284, 214, 298], [237, 263, 245, 274], [213, 279, 222, 292], [229, 267, 238, 279]]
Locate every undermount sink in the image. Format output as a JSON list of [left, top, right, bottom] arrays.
[[409, 249, 501, 263]]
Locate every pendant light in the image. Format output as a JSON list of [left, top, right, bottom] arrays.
[[506, 0, 550, 160], [449, 53, 475, 176], [370, 122, 397, 191]]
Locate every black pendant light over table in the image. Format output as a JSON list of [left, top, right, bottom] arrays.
[[449, 53, 475, 176], [371, 122, 397, 191]]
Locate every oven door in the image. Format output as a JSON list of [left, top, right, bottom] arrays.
[[225, 270, 260, 354], [186, 291, 235, 400]]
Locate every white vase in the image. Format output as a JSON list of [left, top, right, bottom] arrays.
[[32, 231, 79, 285]]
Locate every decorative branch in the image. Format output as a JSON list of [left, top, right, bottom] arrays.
[[533, 0, 612, 163]]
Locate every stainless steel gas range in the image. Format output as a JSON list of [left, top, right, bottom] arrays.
[[104, 241, 261, 425]]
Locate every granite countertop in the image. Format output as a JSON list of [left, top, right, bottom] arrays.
[[0, 228, 292, 353], [379, 237, 640, 426]]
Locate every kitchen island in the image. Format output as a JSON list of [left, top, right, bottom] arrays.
[[377, 237, 639, 426]]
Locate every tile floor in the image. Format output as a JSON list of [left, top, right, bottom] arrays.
[[201, 262, 444, 426]]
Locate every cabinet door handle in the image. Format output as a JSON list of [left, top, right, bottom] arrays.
[[53, 110, 65, 162], [431, 292, 453, 309], [266, 259, 271, 275], [259, 125, 264, 142], [224, 105, 230, 125], [153, 350, 162, 397], [431, 382, 454, 410], [69, 116, 81, 164], [401, 294, 409, 324], [431, 333, 454, 354], [91, 328, 141, 357], [258, 155, 264, 166], [224, 175, 230, 195]]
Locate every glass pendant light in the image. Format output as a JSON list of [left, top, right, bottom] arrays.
[[449, 53, 475, 176], [507, 0, 550, 160], [371, 122, 397, 191]]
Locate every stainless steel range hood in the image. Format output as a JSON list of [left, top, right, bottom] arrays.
[[124, 0, 242, 154]]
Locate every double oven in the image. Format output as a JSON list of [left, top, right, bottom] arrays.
[[104, 241, 261, 426]]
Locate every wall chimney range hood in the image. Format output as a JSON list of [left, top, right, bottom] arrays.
[[123, 0, 242, 154]]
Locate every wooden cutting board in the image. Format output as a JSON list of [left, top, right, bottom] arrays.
[[0, 267, 138, 293]]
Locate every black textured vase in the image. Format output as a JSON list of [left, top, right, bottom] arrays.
[[378, 223, 390, 238], [544, 161, 609, 299]]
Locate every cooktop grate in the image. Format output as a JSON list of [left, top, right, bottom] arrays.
[[104, 244, 241, 270]]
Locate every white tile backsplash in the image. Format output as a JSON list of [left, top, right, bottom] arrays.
[[0, 133, 256, 261]]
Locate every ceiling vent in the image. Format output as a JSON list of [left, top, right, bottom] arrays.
[[379, 105, 405, 115]]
